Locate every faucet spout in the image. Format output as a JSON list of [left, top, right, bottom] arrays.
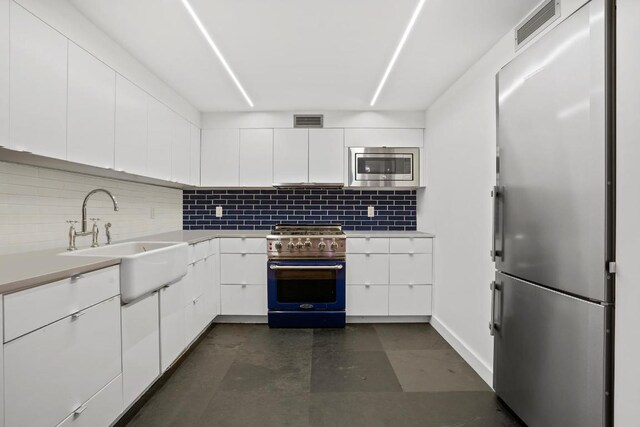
[[82, 189, 119, 232]]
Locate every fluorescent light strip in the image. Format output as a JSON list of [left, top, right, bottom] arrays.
[[180, 0, 254, 107], [370, 0, 427, 106]]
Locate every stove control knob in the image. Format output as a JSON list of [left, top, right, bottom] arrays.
[[318, 241, 327, 251], [296, 239, 304, 249], [287, 240, 295, 250], [304, 239, 312, 248], [274, 241, 282, 251], [330, 239, 339, 251]]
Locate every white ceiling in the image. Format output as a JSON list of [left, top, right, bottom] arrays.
[[69, 0, 540, 112]]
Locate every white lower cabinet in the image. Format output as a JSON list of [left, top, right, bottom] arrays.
[[56, 375, 123, 427], [4, 296, 121, 427], [221, 285, 267, 316], [121, 292, 160, 408], [346, 254, 389, 285], [389, 253, 432, 285], [159, 279, 186, 372], [389, 285, 432, 316], [347, 285, 388, 316], [220, 254, 267, 285]]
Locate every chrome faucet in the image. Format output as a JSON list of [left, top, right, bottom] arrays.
[[67, 189, 119, 251]]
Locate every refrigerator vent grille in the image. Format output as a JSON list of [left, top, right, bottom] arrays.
[[293, 114, 324, 128], [515, 0, 560, 51]]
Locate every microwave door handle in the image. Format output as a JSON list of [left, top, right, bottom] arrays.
[[269, 265, 343, 270]]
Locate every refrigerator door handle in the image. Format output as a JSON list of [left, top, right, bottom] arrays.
[[491, 186, 503, 261], [489, 281, 499, 336]]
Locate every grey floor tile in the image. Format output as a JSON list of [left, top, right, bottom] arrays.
[[374, 323, 451, 350], [387, 349, 491, 392], [313, 324, 384, 352], [309, 391, 521, 427], [200, 323, 256, 351], [196, 391, 311, 427], [242, 326, 314, 352], [310, 350, 402, 393]]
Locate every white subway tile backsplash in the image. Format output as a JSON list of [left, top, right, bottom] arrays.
[[0, 161, 182, 255]]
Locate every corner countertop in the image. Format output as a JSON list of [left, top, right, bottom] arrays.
[[0, 229, 435, 295]]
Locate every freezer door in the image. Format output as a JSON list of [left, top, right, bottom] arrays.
[[493, 272, 611, 427], [495, 0, 610, 302]]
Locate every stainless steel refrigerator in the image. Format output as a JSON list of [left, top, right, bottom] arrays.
[[492, 0, 615, 426]]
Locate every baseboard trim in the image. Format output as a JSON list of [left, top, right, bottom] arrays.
[[214, 315, 268, 323], [347, 315, 430, 323], [430, 316, 494, 388]]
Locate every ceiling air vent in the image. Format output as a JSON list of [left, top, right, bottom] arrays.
[[293, 114, 324, 128], [515, 0, 560, 51]]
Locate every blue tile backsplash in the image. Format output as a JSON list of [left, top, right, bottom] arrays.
[[182, 188, 417, 231]]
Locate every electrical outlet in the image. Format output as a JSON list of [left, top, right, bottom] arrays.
[[216, 206, 223, 218], [367, 206, 375, 218]]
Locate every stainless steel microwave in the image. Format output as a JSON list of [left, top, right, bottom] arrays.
[[349, 147, 420, 187]]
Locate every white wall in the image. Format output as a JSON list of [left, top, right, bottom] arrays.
[[417, 0, 587, 385], [0, 162, 182, 255], [614, 1, 640, 425], [201, 111, 425, 129], [14, 0, 200, 125]]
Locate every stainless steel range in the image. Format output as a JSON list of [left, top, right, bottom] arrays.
[[266, 224, 346, 328]]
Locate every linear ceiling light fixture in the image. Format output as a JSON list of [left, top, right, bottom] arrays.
[[180, 0, 254, 107], [370, 0, 427, 106]]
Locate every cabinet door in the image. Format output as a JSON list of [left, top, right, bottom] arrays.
[[389, 254, 432, 285], [201, 129, 239, 186], [347, 285, 388, 316], [388, 285, 432, 316], [220, 285, 267, 315], [9, 3, 67, 158], [67, 42, 116, 169], [4, 297, 121, 427], [189, 124, 201, 186], [147, 98, 173, 180], [309, 129, 344, 183], [273, 128, 308, 183], [115, 75, 147, 176], [220, 254, 267, 285], [220, 237, 267, 254], [56, 375, 123, 427], [346, 254, 389, 285], [121, 292, 160, 407], [171, 114, 191, 184], [160, 279, 186, 372], [0, 0, 8, 148], [240, 129, 273, 186]]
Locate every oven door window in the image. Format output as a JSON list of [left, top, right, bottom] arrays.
[[275, 269, 337, 303], [356, 156, 413, 175]]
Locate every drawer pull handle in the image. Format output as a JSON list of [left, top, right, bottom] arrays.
[[72, 310, 86, 319], [409, 284, 414, 288], [241, 284, 247, 288], [74, 404, 88, 416], [71, 274, 84, 281], [365, 284, 371, 288]]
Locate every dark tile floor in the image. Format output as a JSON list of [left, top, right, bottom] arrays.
[[126, 324, 522, 427]]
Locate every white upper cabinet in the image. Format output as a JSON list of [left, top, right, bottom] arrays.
[[189, 124, 201, 186], [201, 129, 240, 187], [147, 98, 173, 181], [114, 75, 148, 176], [171, 114, 190, 184], [9, 3, 67, 159], [0, 0, 9, 148], [67, 43, 116, 169], [344, 128, 424, 147], [309, 129, 344, 183], [273, 128, 308, 184], [239, 129, 273, 187]]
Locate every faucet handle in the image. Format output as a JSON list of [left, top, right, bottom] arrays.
[[89, 217, 100, 223]]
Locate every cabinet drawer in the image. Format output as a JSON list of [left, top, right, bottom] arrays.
[[347, 285, 388, 316], [220, 285, 267, 316], [389, 285, 432, 316], [160, 280, 186, 372], [389, 238, 432, 254], [347, 238, 389, 254], [185, 292, 211, 344], [4, 266, 119, 342], [346, 254, 389, 285], [220, 237, 266, 254], [5, 297, 121, 427], [220, 254, 267, 285], [56, 374, 123, 427], [389, 254, 433, 285], [189, 241, 209, 264]]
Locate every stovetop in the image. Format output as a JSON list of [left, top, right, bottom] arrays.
[[267, 224, 346, 259]]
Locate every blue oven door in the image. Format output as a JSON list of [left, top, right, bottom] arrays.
[[267, 260, 346, 311]]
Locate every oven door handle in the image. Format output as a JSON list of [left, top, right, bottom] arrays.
[[269, 265, 343, 270]]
